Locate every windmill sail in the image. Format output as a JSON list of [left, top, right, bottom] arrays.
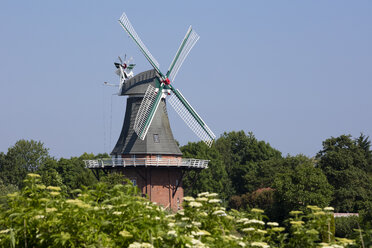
[[134, 84, 163, 140], [118, 13, 161, 74], [168, 88, 215, 147], [119, 12, 215, 145], [166, 26, 200, 83]]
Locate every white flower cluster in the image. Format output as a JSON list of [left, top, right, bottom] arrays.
[[323, 207, 334, 211], [167, 230, 177, 238], [237, 218, 249, 223], [183, 196, 195, 202], [195, 197, 208, 202], [212, 210, 226, 216], [186, 238, 207, 248], [251, 241, 269, 248], [244, 219, 265, 225], [189, 202, 202, 208], [197, 192, 209, 197], [128, 242, 154, 248], [267, 222, 279, 227]]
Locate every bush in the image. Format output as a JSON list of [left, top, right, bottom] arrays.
[[0, 174, 359, 247], [335, 216, 359, 238]]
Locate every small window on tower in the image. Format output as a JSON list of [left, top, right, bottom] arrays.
[[131, 179, 137, 186], [153, 134, 160, 143]]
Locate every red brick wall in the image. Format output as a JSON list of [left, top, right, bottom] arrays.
[[112, 166, 184, 212]]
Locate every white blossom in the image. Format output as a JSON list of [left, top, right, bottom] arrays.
[[189, 202, 203, 208], [183, 196, 195, 202], [267, 222, 279, 226], [212, 210, 226, 216], [167, 230, 177, 237], [244, 219, 265, 225]]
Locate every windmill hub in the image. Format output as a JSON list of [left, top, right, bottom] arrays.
[[162, 78, 171, 85]]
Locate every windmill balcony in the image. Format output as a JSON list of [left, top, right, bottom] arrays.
[[84, 157, 209, 169]]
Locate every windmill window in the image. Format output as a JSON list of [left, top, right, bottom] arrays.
[[153, 134, 160, 143], [130, 179, 137, 186]]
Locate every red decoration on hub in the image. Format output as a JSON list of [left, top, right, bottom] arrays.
[[162, 78, 171, 85]]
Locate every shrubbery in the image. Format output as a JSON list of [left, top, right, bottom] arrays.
[[0, 174, 360, 247], [335, 216, 359, 239]]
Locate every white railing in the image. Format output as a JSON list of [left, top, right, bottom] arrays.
[[84, 158, 209, 169]]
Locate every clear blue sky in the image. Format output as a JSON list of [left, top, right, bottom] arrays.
[[0, 1, 371, 158]]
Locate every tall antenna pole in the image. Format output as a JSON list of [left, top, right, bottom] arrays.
[[109, 94, 114, 151], [102, 85, 107, 153]]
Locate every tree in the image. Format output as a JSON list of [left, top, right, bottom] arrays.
[[215, 131, 281, 171], [242, 157, 288, 193], [53, 154, 97, 192], [272, 155, 333, 220], [316, 135, 372, 212], [214, 131, 282, 195], [0, 178, 18, 205], [181, 141, 233, 203], [0, 140, 49, 187], [356, 133, 372, 171], [38, 159, 66, 191]]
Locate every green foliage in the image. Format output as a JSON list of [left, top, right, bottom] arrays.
[[181, 141, 233, 202], [355, 133, 372, 169], [273, 155, 333, 221], [50, 155, 98, 193], [335, 216, 359, 238], [1, 132, 372, 246], [0, 174, 358, 247], [229, 188, 274, 213], [181, 131, 282, 202], [215, 131, 282, 168], [215, 131, 282, 195], [0, 140, 98, 196], [100, 172, 127, 188], [285, 206, 338, 247], [0, 140, 49, 187], [242, 158, 288, 193], [317, 134, 372, 213], [0, 178, 18, 206]]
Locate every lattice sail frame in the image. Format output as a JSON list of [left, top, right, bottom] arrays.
[[167, 26, 200, 83], [133, 85, 162, 140], [119, 13, 161, 73], [168, 89, 216, 147]]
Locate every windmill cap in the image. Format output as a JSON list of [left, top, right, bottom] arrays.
[[119, 69, 159, 96]]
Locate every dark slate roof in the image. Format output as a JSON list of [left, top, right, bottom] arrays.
[[111, 70, 182, 156], [119, 69, 159, 96]]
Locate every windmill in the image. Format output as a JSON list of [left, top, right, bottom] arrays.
[[118, 12, 216, 146], [85, 12, 214, 211]]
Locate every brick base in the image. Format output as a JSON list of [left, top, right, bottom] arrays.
[[111, 166, 184, 212]]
